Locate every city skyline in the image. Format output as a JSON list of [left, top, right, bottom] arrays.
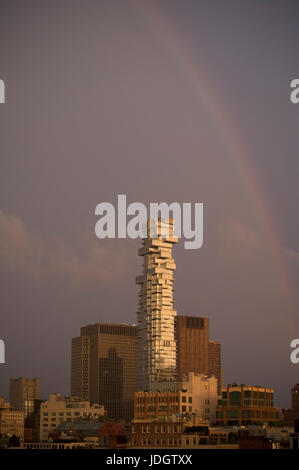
[[0, 0, 299, 409]]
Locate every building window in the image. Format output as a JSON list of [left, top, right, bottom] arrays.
[[229, 391, 241, 407]]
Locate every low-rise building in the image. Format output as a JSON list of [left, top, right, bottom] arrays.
[[131, 418, 187, 448], [216, 384, 280, 426], [53, 416, 104, 440], [39, 394, 105, 441], [135, 372, 218, 424], [131, 418, 236, 448], [98, 422, 127, 448], [0, 397, 24, 441]]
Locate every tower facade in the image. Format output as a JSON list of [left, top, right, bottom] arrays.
[[208, 340, 222, 395], [136, 219, 178, 391], [71, 322, 137, 422], [9, 377, 40, 419], [176, 315, 209, 381]]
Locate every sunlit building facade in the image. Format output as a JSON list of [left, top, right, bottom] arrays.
[[136, 219, 178, 391], [216, 384, 280, 426]]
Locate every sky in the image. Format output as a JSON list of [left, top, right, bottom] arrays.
[[0, 0, 298, 408]]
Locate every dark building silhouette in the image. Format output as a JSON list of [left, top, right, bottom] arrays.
[[9, 377, 40, 419], [284, 383, 299, 427], [71, 323, 137, 422]]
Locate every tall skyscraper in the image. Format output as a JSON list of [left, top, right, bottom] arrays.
[[9, 377, 40, 419], [136, 219, 178, 391], [71, 322, 137, 422], [175, 315, 209, 381], [208, 340, 222, 395]]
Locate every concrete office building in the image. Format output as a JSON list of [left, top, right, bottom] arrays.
[[71, 322, 137, 421], [39, 394, 105, 441], [136, 218, 178, 391], [9, 377, 40, 419]]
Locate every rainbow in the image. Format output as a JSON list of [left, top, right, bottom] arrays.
[[141, 1, 297, 325]]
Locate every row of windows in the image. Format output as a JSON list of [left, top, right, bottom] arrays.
[[136, 405, 193, 413], [185, 317, 204, 329], [43, 412, 81, 417], [132, 438, 182, 446], [100, 325, 137, 336], [137, 396, 192, 405], [136, 396, 180, 404], [42, 411, 100, 417], [133, 425, 183, 434], [216, 410, 279, 420], [222, 391, 273, 399]]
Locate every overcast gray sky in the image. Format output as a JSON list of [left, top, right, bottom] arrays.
[[0, 0, 298, 407]]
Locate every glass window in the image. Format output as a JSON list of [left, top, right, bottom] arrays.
[[229, 391, 241, 407]]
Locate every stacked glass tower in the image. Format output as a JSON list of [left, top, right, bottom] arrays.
[[136, 219, 178, 391]]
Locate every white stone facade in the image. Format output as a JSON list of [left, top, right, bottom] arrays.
[[136, 219, 178, 391]]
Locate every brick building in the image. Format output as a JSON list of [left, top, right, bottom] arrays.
[[216, 384, 280, 426], [175, 316, 209, 381]]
